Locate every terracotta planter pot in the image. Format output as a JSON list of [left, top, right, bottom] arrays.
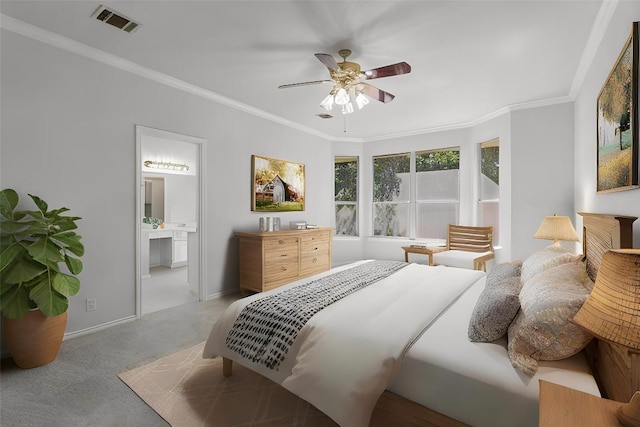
[[3, 310, 67, 369]]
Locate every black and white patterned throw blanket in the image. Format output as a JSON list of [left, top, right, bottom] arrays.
[[225, 260, 407, 370]]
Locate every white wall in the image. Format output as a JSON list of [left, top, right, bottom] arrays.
[[4, 1, 640, 338], [574, 1, 640, 245], [510, 102, 576, 260], [0, 30, 332, 335]]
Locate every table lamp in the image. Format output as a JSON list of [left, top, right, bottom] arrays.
[[533, 214, 580, 244], [573, 249, 640, 427]]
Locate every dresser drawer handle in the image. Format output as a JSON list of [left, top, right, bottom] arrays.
[[314, 247, 318, 251], [280, 254, 288, 257], [281, 266, 287, 271], [312, 258, 317, 263], [278, 239, 285, 244]]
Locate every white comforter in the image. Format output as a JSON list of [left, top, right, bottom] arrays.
[[203, 260, 485, 426]]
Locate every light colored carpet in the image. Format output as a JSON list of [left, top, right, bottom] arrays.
[[117, 341, 337, 427]]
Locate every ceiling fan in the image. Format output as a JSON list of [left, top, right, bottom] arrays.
[[278, 49, 411, 115]]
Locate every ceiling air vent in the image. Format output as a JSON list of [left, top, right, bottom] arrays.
[[91, 5, 140, 33]]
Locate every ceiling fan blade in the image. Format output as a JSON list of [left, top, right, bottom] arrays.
[[363, 62, 411, 79], [360, 83, 395, 103], [278, 80, 331, 89], [315, 53, 339, 71]]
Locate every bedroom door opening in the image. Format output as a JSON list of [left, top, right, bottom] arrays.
[[135, 125, 207, 317]]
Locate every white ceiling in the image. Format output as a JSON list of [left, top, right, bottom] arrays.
[[1, 1, 606, 140]]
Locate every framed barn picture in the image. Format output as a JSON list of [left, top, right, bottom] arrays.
[[596, 21, 639, 193], [251, 155, 305, 211]]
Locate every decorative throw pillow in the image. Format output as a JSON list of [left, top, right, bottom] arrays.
[[507, 261, 592, 376], [468, 276, 523, 342], [520, 245, 581, 284], [486, 261, 522, 285]]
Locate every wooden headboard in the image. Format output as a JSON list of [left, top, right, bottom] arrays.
[[578, 212, 638, 403]]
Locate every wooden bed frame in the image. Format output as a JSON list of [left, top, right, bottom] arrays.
[[223, 212, 637, 426], [578, 212, 637, 404]]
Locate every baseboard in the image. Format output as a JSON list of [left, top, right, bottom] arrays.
[[63, 315, 137, 340], [206, 288, 238, 300]]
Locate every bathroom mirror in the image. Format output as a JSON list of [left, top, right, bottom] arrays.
[[143, 177, 165, 221]]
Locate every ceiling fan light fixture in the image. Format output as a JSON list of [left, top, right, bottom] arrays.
[[355, 92, 369, 109], [342, 102, 354, 115], [320, 94, 334, 111], [334, 88, 349, 105]]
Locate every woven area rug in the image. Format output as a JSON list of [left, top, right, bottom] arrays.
[[118, 341, 337, 427]]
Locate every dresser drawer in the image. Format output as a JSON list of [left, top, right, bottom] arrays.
[[264, 259, 298, 285], [300, 253, 330, 277], [264, 245, 298, 262], [300, 232, 330, 246], [265, 236, 299, 251], [300, 239, 330, 256]]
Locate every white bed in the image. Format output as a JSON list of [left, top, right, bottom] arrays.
[[388, 274, 598, 427], [203, 255, 600, 426]]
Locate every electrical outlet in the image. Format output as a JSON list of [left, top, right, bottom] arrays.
[[86, 298, 96, 312]]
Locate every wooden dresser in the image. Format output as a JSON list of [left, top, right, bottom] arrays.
[[235, 227, 333, 294]]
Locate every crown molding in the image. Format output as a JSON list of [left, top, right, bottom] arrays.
[[1, 8, 607, 144], [569, 0, 618, 99], [0, 14, 334, 141]]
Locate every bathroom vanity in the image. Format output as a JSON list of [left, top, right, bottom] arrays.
[[141, 226, 196, 278]]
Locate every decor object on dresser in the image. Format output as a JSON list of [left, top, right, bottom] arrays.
[[533, 214, 580, 244], [431, 224, 494, 271], [252, 155, 305, 212], [234, 227, 332, 294], [573, 249, 640, 427], [0, 188, 84, 368], [596, 21, 639, 193]]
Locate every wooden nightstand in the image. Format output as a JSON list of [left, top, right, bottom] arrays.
[[539, 380, 624, 426]]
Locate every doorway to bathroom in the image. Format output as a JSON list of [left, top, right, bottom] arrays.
[[135, 125, 207, 316]]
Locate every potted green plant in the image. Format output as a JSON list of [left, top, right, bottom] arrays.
[[0, 188, 84, 368]]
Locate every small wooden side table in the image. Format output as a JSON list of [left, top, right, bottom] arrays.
[[401, 246, 446, 265], [538, 380, 624, 427]]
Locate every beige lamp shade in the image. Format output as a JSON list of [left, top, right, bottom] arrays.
[[573, 249, 640, 350], [533, 214, 580, 243]]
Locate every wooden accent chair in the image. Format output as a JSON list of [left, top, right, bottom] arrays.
[[431, 224, 495, 271]]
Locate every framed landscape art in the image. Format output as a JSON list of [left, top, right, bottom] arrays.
[[251, 155, 305, 212], [596, 21, 639, 193]]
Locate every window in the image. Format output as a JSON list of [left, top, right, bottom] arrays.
[[334, 156, 358, 236], [372, 149, 459, 239], [479, 139, 499, 244], [415, 148, 460, 239], [372, 153, 410, 237]]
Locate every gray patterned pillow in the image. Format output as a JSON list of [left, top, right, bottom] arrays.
[[520, 245, 580, 284], [468, 276, 523, 342], [487, 261, 522, 285], [507, 261, 592, 376]]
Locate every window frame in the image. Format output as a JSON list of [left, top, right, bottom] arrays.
[[334, 155, 359, 237]]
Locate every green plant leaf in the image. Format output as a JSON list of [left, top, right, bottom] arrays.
[[28, 194, 48, 215], [52, 231, 84, 257], [64, 255, 83, 275], [0, 242, 25, 273], [1, 255, 46, 284], [0, 219, 29, 234], [0, 284, 32, 319], [0, 189, 18, 220], [27, 236, 64, 264], [29, 277, 68, 316], [53, 218, 80, 232], [52, 271, 80, 296]]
